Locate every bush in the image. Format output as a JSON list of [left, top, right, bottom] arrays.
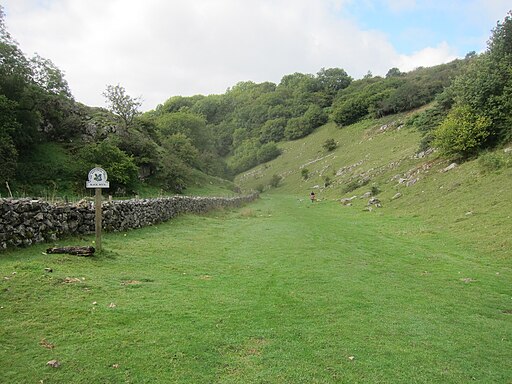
[[341, 178, 370, 194], [332, 97, 368, 126], [434, 105, 492, 159], [323, 138, 337, 151], [301, 168, 309, 180], [478, 151, 506, 173], [255, 183, 265, 193], [303, 104, 328, 129], [284, 117, 309, 140], [270, 174, 282, 188], [259, 118, 287, 144], [257, 142, 281, 163], [76, 141, 139, 194]]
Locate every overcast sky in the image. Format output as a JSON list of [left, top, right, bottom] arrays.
[[2, 0, 511, 110]]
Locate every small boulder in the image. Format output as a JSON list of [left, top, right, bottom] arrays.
[[47, 360, 61, 368], [368, 197, 382, 207], [441, 163, 457, 173], [360, 191, 372, 199], [391, 192, 402, 200]]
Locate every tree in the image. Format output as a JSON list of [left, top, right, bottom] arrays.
[[433, 105, 491, 159], [102, 84, 142, 129], [0, 95, 20, 182], [303, 104, 327, 129], [161, 133, 199, 167], [284, 117, 309, 140], [30, 54, 72, 97], [77, 141, 139, 193], [386, 67, 402, 78], [323, 138, 337, 151], [256, 142, 281, 163], [332, 97, 368, 126], [155, 110, 210, 150], [487, 10, 512, 59], [316, 67, 352, 101], [259, 117, 287, 143]]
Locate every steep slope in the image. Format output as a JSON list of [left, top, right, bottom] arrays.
[[235, 113, 512, 259]]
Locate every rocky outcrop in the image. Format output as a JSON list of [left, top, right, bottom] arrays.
[[0, 194, 258, 250]]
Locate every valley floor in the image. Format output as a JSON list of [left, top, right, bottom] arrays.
[[0, 195, 510, 383]]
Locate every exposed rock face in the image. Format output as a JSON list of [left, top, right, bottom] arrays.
[[0, 194, 258, 250]]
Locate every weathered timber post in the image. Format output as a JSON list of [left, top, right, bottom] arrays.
[[86, 167, 110, 252]]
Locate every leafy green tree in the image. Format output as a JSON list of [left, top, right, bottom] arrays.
[[435, 11, 512, 153], [303, 104, 328, 129], [228, 138, 260, 174], [316, 67, 352, 103], [269, 174, 282, 188], [158, 95, 202, 114], [284, 117, 308, 140], [103, 84, 142, 129], [156, 152, 191, 193], [259, 117, 287, 143], [0, 95, 20, 182], [487, 10, 512, 59], [256, 142, 281, 163], [433, 105, 492, 159], [30, 54, 71, 97], [332, 97, 368, 126], [161, 133, 199, 167], [386, 67, 402, 78], [77, 141, 139, 193], [323, 138, 337, 151], [155, 110, 210, 150]]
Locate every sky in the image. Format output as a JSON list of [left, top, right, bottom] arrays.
[[2, 0, 511, 111]]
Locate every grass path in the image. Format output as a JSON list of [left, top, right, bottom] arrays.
[[1, 195, 511, 383]]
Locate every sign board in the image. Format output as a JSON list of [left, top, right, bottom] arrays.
[[86, 167, 110, 188]]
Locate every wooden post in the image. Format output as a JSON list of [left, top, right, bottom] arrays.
[[86, 167, 109, 252], [95, 187, 102, 252]]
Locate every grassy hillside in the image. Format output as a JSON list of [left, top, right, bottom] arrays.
[[235, 114, 512, 259], [4, 141, 238, 200]]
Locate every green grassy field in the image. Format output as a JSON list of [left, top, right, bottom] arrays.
[[1, 195, 510, 383]]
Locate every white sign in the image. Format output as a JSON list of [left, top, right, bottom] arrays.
[[86, 167, 110, 188]]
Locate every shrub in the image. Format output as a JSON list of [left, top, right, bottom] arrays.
[[301, 168, 309, 180], [332, 97, 368, 126], [257, 142, 281, 163], [323, 138, 337, 151], [284, 117, 309, 140], [259, 118, 287, 143], [76, 141, 139, 194], [478, 151, 505, 173], [341, 178, 370, 194], [270, 174, 282, 188], [434, 105, 492, 159], [303, 104, 328, 129]]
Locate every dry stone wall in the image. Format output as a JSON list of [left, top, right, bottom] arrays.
[[0, 194, 258, 250]]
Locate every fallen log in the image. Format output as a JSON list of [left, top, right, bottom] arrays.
[[46, 246, 95, 256]]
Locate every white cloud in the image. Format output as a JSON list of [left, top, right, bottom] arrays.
[[2, 0, 464, 110], [396, 42, 458, 72]]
